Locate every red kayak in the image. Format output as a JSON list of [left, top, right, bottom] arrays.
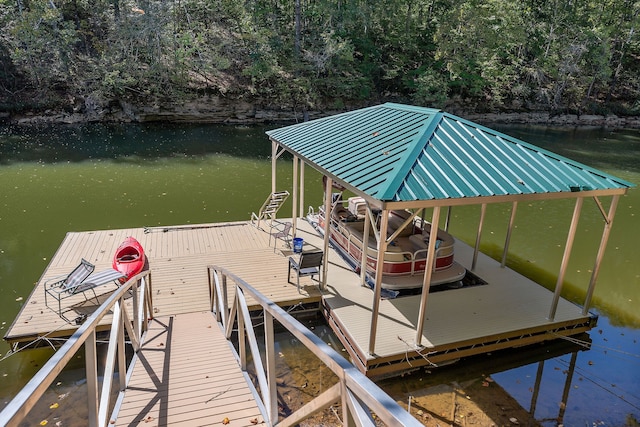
[[112, 237, 146, 284]]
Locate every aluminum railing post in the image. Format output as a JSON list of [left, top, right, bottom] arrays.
[[145, 274, 153, 323], [99, 302, 122, 426], [137, 278, 146, 337], [117, 302, 127, 391], [132, 279, 140, 340], [208, 267, 215, 313], [222, 273, 229, 326], [237, 292, 247, 371], [264, 311, 278, 424], [340, 379, 349, 427], [86, 330, 99, 427]]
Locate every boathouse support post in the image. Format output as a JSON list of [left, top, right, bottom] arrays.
[[368, 209, 389, 355], [415, 206, 441, 345], [501, 201, 518, 268], [271, 141, 277, 195], [360, 206, 371, 287], [549, 197, 583, 320], [299, 161, 305, 218], [85, 330, 99, 427], [292, 155, 299, 236], [558, 351, 579, 423], [529, 360, 545, 415], [582, 195, 620, 315], [472, 204, 487, 271], [444, 206, 452, 232], [321, 177, 333, 290]]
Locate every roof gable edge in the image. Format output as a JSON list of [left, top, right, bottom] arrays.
[[444, 112, 636, 189]]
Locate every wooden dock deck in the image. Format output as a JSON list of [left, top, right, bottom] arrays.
[[280, 221, 595, 378], [114, 311, 263, 426], [4, 221, 323, 346], [5, 218, 595, 381], [316, 234, 595, 378]]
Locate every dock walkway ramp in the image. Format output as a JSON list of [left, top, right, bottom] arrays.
[[114, 311, 263, 426]]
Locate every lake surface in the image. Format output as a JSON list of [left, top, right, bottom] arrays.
[[0, 123, 638, 425]]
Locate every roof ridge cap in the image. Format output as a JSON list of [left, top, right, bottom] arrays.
[[378, 111, 444, 200]]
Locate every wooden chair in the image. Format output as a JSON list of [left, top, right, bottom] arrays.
[[288, 251, 323, 293], [269, 221, 292, 252]]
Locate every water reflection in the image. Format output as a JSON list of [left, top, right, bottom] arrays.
[[492, 125, 640, 172], [0, 124, 274, 164], [269, 318, 640, 426]]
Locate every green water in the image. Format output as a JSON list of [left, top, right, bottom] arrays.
[[0, 123, 638, 425]]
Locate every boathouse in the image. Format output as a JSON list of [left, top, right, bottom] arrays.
[[266, 102, 634, 377]]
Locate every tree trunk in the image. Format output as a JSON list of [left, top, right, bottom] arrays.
[[294, 0, 301, 57], [112, 0, 120, 22]]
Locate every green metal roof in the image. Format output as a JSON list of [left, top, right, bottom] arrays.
[[266, 103, 634, 202]]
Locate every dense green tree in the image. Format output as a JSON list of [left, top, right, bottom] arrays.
[[0, 0, 638, 115]]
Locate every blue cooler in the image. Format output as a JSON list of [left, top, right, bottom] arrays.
[[293, 237, 304, 253]]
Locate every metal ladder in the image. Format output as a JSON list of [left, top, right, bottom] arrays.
[[250, 190, 289, 229]]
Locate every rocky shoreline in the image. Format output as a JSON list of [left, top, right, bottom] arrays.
[[3, 96, 640, 129]]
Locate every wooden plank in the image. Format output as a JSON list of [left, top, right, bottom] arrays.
[[115, 311, 264, 426]]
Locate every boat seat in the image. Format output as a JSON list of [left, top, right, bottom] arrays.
[[409, 234, 439, 250], [348, 197, 366, 217], [387, 211, 414, 237], [385, 241, 405, 252]]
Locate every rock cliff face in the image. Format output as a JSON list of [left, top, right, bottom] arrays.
[[463, 112, 640, 129], [11, 96, 336, 125], [8, 96, 640, 129]]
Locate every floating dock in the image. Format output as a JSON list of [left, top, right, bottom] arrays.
[[5, 219, 593, 378], [4, 220, 322, 348]]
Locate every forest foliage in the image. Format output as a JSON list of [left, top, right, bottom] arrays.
[[0, 0, 639, 116]]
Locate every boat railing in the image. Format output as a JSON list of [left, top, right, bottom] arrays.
[[0, 270, 153, 427], [413, 239, 455, 258], [206, 265, 422, 427]]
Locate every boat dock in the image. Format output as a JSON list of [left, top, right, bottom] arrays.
[[3, 103, 632, 426], [2, 219, 426, 427], [5, 218, 593, 380]]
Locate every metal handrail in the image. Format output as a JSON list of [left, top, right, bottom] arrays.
[[0, 270, 153, 427], [207, 265, 422, 427]]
